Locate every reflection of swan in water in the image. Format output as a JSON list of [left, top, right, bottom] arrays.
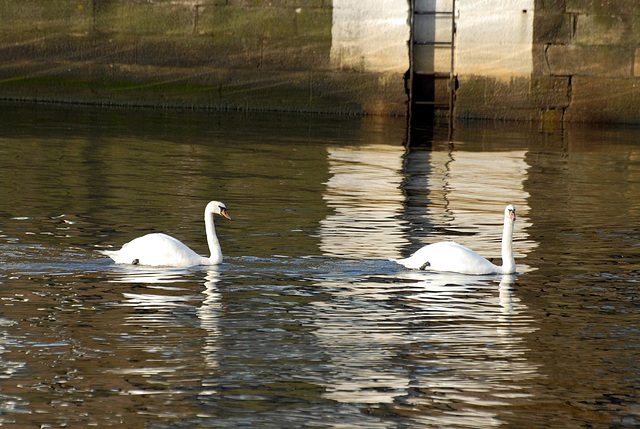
[[198, 270, 222, 371], [395, 205, 517, 275], [118, 271, 203, 323], [499, 274, 516, 315], [101, 201, 231, 267], [111, 268, 222, 368], [105, 265, 194, 284], [108, 268, 222, 396], [310, 270, 538, 423]]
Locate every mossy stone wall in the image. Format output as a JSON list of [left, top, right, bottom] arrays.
[[3, 0, 639, 122], [0, 0, 406, 115]]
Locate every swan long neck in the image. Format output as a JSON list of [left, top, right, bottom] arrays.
[[501, 216, 516, 274], [204, 209, 222, 263]]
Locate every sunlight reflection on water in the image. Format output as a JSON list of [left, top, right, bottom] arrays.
[[321, 142, 537, 272], [321, 144, 407, 260], [310, 271, 538, 428]]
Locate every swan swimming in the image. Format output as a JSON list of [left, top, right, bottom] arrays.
[[395, 205, 517, 275], [101, 200, 231, 267]]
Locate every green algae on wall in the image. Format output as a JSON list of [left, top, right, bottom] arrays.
[[0, 0, 407, 115]]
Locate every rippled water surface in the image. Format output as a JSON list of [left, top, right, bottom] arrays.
[[0, 103, 639, 427]]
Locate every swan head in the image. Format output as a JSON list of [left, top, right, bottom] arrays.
[[505, 204, 516, 222], [206, 201, 232, 220]]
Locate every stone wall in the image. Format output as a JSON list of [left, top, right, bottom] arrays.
[[543, 0, 640, 123], [452, 0, 538, 121], [2, 0, 640, 123], [0, 0, 408, 115], [454, 0, 640, 123]]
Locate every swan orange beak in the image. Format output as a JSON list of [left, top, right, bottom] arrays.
[[221, 208, 231, 220], [509, 210, 516, 221]]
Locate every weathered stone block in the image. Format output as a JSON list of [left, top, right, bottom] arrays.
[[531, 44, 548, 77], [199, 3, 329, 40], [99, 2, 196, 36], [454, 74, 572, 121], [227, 0, 326, 8], [210, 35, 264, 68], [0, 33, 138, 65], [199, 5, 299, 38], [545, 45, 633, 77], [454, 75, 489, 109], [134, 36, 216, 67], [566, 0, 640, 15], [490, 77, 533, 109], [456, 76, 534, 109], [534, 0, 567, 12], [197, 6, 242, 37], [0, 0, 93, 34], [296, 7, 332, 39], [454, 104, 542, 122], [538, 108, 565, 122], [530, 76, 571, 107], [215, 69, 317, 112], [310, 72, 406, 115], [533, 11, 573, 44], [631, 15, 640, 46], [262, 38, 331, 71], [566, 77, 640, 123], [574, 14, 631, 46]]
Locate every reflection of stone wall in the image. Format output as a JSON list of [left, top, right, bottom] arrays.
[[456, 1, 640, 123], [0, 0, 407, 115]]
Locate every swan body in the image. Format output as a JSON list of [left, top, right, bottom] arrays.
[[396, 205, 517, 275], [101, 201, 231, 267]]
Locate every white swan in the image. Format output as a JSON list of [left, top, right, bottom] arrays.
[[395, 205, 517, 275], [101, 201, 231, 267]]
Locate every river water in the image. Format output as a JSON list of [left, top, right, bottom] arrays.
[[0, 103, 638, 428]]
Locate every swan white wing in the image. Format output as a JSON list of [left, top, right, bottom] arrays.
[[396, 241, 500, 275], [102, 233, 207, 267]]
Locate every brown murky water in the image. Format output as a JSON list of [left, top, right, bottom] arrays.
[[0, 103, 638, 427]]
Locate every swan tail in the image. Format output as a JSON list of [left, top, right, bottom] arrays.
[[100, 249, 137, 265], [99, 249, 115, 260], [393, 255, 428, 270]]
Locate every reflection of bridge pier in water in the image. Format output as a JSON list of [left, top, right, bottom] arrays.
[[319, 133, 536, 265], [310, 269, 540, 426], [400, 139, 536, 264], [319, 143, 409, 261]]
